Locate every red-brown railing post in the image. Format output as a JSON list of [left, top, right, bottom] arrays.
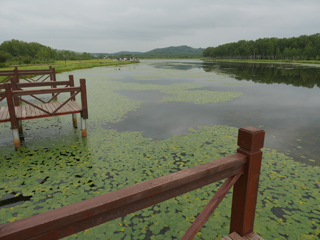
[[10, 77, 20, 107], [80, 78, 88, 137], [50, 66, 57, 100], [69, 75, 77, 128], [10, 77, 23, 133], [230, 126, 265, 236], [5, 83, 21, 147], [13, 67, 21, 105], [14, 67, 18, 80]]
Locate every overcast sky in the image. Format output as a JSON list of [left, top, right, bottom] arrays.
[[1, 0, 320, 53]]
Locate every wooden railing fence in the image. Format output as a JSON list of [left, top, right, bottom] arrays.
[[0, 126, 265, 240], [9, 75, 77, 116], [0, 75, 88, 147], [0, 84, 6, 103], [0, 66, 56, 84]]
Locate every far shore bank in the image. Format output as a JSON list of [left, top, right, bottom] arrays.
[[201, 58, 320, 66]]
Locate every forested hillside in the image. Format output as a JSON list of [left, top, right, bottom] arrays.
[[203, 33, 320, 60], [108, 45, 204, 59], [140, 45, 203, 58], [0, 39, 94, 65]]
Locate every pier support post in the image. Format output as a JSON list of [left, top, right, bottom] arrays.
[[18, 120, 23, 133], [80, 78, 88, 137], [72, 114, 77, 128], [81, 117, 87, 137], [230, 126, 265, 236], [5, 83, 21, 147], [12, 128, 21, 148]]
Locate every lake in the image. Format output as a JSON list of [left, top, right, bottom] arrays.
[[0, 60, 319, 239]]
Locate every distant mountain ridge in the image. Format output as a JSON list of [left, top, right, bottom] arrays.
[[104, 45, 204, 58]]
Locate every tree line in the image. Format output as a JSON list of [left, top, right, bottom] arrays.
[[202, 61, 320, 88], [203, 33, 320, 60], [0, 39, 96, 66]]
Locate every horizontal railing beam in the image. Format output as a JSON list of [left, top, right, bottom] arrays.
[[0, 72, 14, 76], [16, 81, 70, 88], [12, 87, 81, 96], [0, 153, 247, 240], [17, 70, 52, 75]]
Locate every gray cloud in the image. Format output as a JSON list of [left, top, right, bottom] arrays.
[[1, 0, 319, 52]]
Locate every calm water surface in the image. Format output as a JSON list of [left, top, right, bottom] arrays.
[[1, 60, 320, 239], [109, 60, 320, 166]]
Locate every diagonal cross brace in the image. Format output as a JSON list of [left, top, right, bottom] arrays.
[[51, 91, 79, 115], [181, 173, 242, 240]]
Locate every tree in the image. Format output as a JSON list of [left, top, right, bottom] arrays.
[[0, 51, 12, 63]]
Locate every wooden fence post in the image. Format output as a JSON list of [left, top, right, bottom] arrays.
[[230, 126, 265, 236], [9, 77, 23, 133], [69, 75, 77, 128], [80, 79, 88, 137], [50, 66, 57, 100], [5, 83, 21, 147]]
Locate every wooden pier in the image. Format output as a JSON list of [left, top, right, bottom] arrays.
[[0, 73, 88, 147], [0, 127, 265, 239], [0, 66, 56, 84]]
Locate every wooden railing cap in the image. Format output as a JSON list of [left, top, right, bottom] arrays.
[[237, 126, 265, 151], [80, 79, 86, 85]]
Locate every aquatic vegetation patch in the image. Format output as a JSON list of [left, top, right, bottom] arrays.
[[0, 125, 319, 239], [162, 89, 243, 104], [220, 83, 251, 86], [1, 63, 319, 239]]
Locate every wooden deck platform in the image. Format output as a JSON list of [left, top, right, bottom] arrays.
[[221, 232, 264, 240], [0, 101, 82, 122], [0, 75, 88, 147]]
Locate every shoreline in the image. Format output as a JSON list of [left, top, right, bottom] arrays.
[[201, 58, 320, 67], [0, 60, 139, 82]]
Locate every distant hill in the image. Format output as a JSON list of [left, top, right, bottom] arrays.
[[108, 51, 143, 56], [101, 45, 204, 59], [143, 45, 204, 58]]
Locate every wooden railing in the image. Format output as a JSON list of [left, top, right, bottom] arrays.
[[1, 75, 88, 147], [0, 66, 56, 83], [0, 127, 265, 240], [0, 84, 6, 103]]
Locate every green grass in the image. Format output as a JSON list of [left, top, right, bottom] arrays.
[[0, 60, 139, 83]]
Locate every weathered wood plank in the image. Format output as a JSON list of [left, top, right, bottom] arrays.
[[26, 104, 33, 118], [21, 105, 27, 118], [69, 101, 82, 112], [220, 237, 233, 240], [228, 232, 244, 239], [57, 102, 67, 114], [245, 232, 264, 240], [39, 104, 48, 116], [51, 102, 61, 114], [14, 106, 21, 119], [64, 102, 73, 112], [64, 101, 76, 112], [221, 232, 264, 240], [33, 104, 41, 116], [0, 107, 8, 121], [42, 103, 53, 115], [30, 105, 37, 118], [14, 102, 83, 120]]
